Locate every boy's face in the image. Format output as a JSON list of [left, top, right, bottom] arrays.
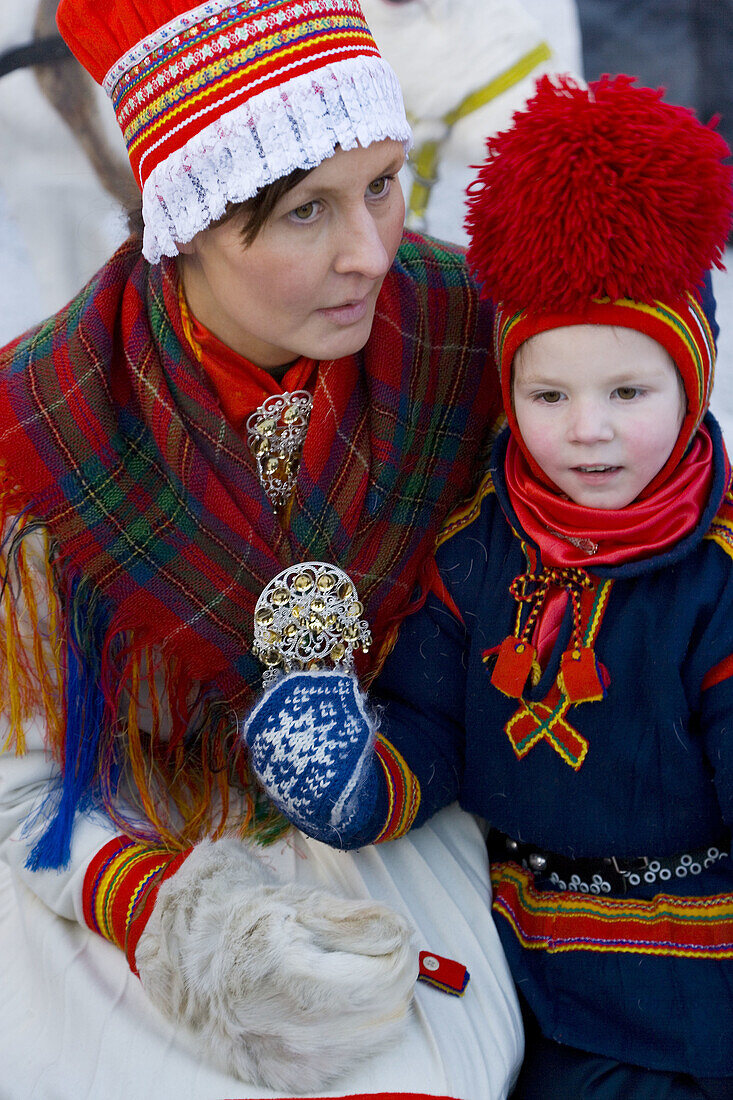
[[512, 324, 686, 509]]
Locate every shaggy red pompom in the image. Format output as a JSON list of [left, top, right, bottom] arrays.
[[465, 74, 733, 313]]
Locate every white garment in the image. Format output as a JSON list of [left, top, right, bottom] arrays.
[[361, 0, 582, 245], [0, 805, 522, 1099], [0, 532, 522, 1099]]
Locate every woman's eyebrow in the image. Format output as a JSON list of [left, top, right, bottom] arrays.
[[286, 157, 405, 204]]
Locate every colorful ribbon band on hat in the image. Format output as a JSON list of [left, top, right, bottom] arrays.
[[106, 1, 381, 181], [59, 0, 411, 262]]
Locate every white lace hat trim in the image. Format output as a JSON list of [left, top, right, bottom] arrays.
[[141, 54, 411, 263]]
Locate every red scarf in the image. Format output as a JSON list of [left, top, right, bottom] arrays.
[[497, 425, 719, 677], [504, 426, 715, 569]]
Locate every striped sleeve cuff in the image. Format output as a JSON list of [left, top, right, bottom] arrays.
[[374, 734, 421, 843], [82, 836, 191, 975]]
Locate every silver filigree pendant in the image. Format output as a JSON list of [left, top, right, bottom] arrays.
[[246, 390, 313, 506], [253, 563, 372, 687]]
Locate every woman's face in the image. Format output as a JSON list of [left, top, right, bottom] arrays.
[[178, 139, 406, 369]]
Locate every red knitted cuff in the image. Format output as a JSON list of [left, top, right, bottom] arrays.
[[374, 734, 421, 843], [83, 836, 191, 975]]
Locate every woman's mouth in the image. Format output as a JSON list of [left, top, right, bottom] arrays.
[[318, 296, 370, 325]]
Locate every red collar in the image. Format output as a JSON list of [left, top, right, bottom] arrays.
[[504, 425, 716, 568], [180, 291, 316, 432]]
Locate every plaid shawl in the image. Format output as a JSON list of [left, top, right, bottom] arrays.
[[0, 231, 499, 863]]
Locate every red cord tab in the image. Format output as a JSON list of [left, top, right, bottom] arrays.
[[559, 646, 605, 703], [490, 635, 536, 698], [417, 950, 470, 996]]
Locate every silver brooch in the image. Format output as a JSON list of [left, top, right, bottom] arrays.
[[246, 390, 313, 507], [253, 563, 372, 686], [546, 527, 598, 555]]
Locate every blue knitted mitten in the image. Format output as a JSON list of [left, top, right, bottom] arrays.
[[242, 670, 380, 843]]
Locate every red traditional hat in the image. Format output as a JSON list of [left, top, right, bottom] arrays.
[[466, 74, 733, 492], [57, 0, 411, 263]]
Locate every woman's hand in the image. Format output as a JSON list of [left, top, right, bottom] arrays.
[[135, 838, 417, 1091], [242, 670, 381, 843]]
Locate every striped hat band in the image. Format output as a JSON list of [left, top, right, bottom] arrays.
[[58, 0, 411, 262]]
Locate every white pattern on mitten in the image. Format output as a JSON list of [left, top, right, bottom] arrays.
[[243, 670, 380, 841], [135, 838, 417, 1091]]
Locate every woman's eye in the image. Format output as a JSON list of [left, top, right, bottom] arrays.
[[615, 386, 639, 400], [289, 200, 319, 222], [367, 176, 391, 197]]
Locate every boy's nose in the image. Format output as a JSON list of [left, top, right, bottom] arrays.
[[568, 400, 614, 444]]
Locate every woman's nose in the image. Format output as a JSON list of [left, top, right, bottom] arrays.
[[333, 208, 391, 280]]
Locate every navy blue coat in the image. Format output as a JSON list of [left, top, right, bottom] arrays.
[[371, 416, 733, 1076]]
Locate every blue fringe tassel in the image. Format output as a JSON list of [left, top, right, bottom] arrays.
[[26, 578, 110, 871]]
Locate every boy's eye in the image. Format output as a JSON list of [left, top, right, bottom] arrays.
[[615, 386, 639, 400]]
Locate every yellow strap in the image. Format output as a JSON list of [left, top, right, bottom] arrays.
[[444, 40, 552, 128], [407, 40, 552, 222]]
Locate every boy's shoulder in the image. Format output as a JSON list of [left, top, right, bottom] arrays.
[[433, 467, 519, 599], [433, 466, 497, 547], [704, 476, 733, 564]]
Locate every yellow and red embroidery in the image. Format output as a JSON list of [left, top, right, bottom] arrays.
[[505, 694, 589, 770], [705, 475, 733, 560], [437, 468, 496, 548], [374, 734, 421, 842], [492, 862, 733, 959], [83, 836, 190, 974]]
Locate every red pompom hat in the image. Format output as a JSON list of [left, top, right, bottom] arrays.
[[466, 74, 733, 494], [56, 0, 411, 264]]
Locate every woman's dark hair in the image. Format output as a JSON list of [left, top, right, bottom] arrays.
[[127, 163, 312, 248]]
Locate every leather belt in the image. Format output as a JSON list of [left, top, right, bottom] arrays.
[[488, 828, 730, 895]]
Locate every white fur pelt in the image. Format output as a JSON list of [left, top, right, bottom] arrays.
[[362, 0, 583, 243], [135, 837, 417, 1093]]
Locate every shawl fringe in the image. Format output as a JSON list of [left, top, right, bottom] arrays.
[[1, 484, 287, 869]]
